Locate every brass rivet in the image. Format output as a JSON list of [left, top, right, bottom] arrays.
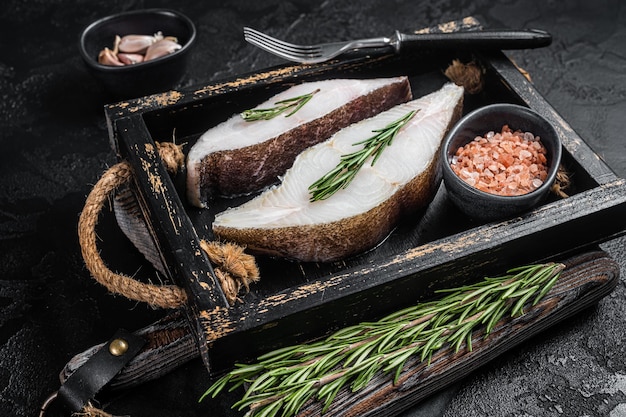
[[109, 338, 129, 356]]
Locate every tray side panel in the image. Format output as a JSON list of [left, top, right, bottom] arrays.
[[113, 116, 230, 370]]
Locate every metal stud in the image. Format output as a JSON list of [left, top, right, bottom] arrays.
[[108, 338, 129, 356]]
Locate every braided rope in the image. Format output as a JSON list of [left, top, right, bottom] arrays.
[[77, 142, 259, 309]]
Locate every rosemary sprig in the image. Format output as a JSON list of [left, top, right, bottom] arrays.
[[241, 89, 320, 121], [201, 262, 564, 417], [308, 109, 418, 202]]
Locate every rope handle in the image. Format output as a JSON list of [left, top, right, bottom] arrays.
[[77, 142, 259, 309]]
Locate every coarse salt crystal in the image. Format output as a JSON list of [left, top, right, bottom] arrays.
[[450, 125, 549, 196]]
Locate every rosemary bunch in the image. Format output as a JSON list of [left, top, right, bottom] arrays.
[[201, 262, 563, 417], [308, 109, 418, 202], [241, 89, 320, 121]]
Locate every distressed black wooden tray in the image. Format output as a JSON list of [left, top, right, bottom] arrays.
[[104, 22, 626, 376]]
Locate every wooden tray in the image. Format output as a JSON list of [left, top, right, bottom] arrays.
[[104, 21, 626, 376]]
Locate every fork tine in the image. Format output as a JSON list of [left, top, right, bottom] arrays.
[[243, 27, 321, 57], [243, 27, 317, 52], [245, 35, 314, 61], [244, 32, 315, 54]]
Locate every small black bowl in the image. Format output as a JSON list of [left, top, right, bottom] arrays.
[[441, 103, 562, 221], [79, 9, 196, 99]]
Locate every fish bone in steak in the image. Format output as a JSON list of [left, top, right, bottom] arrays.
[[186, 77, 412, 207], [212, 82, 464, 262]]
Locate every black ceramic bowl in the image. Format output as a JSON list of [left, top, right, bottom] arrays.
[[79, 9, 196, 99], [441, 103, 562, 221]]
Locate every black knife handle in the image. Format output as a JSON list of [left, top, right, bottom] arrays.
[[395, 29, 552, 52]]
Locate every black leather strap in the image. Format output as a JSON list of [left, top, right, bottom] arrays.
[[57, 329, 145, 412]]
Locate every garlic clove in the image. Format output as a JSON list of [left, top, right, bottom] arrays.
[[143, 38, 182, 61], [118, 34, 158, 54], [98, 47, 124, 66], [112, 35, 121, 54], [118, 53, 145, 65]]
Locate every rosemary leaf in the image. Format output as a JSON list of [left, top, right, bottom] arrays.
[[383, 348, 415, 374], [456, 302, 476, 325], [480, 298, 506, 325], [331, 325, 367, 340], [500, 282, 523, 300], [511, 288, 539, 317], [230, 362, 268, 376], [505, 285, 539, 301], [420, 328, 446, 362], [450, 321, 475, 353], [351, 360, 379, 391], [254, 400, 283, 417], [247, 373, 278, 394], [381, 305, 425, 322], [398, 321, 429, 344], [283, 366, 314, 387], [466, 331, 473, 352], [344, 342, 376, 368], [283, 381, 316, 417], [319, 377, 348, 412], [533, 273, 560, 305], [241, 89, 319, 122], [198, 374, 229, 401], [377, 325, 403, 353], [234, 391, 277, 411], [313, 353, 344, 376], [392, 356, 410, 384], [256, 344, 303, 362], [308, 109, 418, 202], [460, 281, 500, 305], [485, 300, 509, 335]]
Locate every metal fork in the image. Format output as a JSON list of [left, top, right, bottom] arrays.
[[243, 26, 552, 64]]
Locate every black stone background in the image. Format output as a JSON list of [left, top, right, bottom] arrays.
[[1, 0, 625, 416]]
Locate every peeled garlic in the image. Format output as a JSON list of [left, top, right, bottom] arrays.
[[118, 32, 163, 54], [143, 37, 182, 61], [98, 47, 124, 66], [118, 53, 145, 65]]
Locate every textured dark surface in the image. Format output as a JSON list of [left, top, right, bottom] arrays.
[[1, 1, 625, 416]]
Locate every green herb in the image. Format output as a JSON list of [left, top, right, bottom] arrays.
[[308, 109, 418, 202], [241, 89, 320, 121], [200, 262, 563, 417]]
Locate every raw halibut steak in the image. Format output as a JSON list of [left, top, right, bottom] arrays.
[[186, 77, 411, 207], [212, 82, 464, 262]]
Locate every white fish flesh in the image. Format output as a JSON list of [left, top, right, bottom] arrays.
[[213, 82, 464, 262], [186, 77, 412, 207]]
